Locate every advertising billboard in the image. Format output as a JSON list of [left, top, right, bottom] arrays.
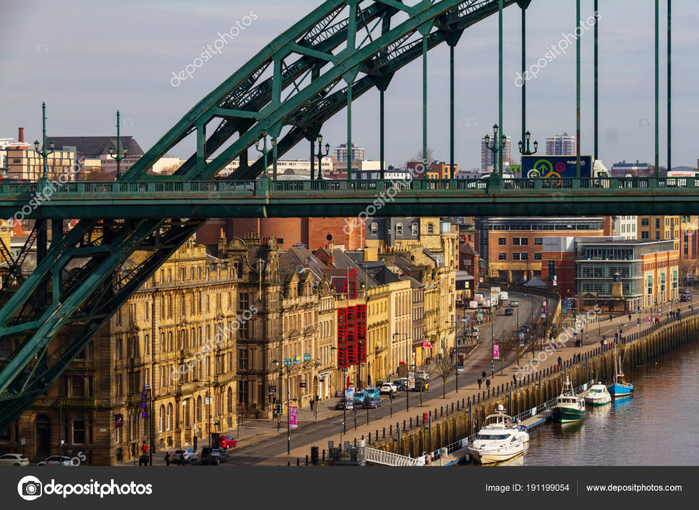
[[521, 155, 593, 179]]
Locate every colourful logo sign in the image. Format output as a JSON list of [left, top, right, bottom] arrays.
[[493, 344, 500, 360], [289, 406, 298, 429]]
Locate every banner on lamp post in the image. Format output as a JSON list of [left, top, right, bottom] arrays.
[[289, 406, 298, 429], [493, 343, 500, 360]]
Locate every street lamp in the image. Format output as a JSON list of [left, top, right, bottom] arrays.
[[142, 384, 154, 466], [518, 130, 539, 156], [33, 102, 55, 179], [313, 135, 331, 180], [254, 131, 276, 180], [108, 110, 128, 180], [272, 358, 293, 455], [484, 124, 508, 178]]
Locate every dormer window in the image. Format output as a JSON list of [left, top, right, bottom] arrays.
[[411, 224, 418, 236], [371, 222, 378, 236], [428, 223, 434, 234], [396, 224, 403, 236]]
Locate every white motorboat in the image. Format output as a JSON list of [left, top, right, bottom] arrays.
[[467, 405, 529, 465], [584, 382, 611, 406], [551, 376, 586, 423]]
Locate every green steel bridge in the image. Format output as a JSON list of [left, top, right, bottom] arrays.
[[0, 0, 682, 430]]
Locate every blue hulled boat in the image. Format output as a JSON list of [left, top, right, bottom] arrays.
[[608, 347, 633, 398]]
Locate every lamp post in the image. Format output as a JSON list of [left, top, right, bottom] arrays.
[[313, 135, 331, 180], [33, 102, 55, 179], [271, 358, 293, 454], [490, 305, 495, 378], [108, 110, 128, 180], [484, 124, 508, 180], [142, 384, 154, 466], [518, 131, 539, 157], [254, 131, 276, 180]]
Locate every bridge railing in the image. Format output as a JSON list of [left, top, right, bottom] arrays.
[[2, 177, 697, 198]]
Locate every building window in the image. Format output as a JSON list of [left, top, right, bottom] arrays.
[[548, 260, 556, 276], [656, 218, 661, 229], [534, 253, 542, 261], [239, 293, 249, 311], [411, 224, 418, 236], [428, 223, 434, 234], [498, 253, 507, 261], [512, 238, 520, 246], [498, 238, 507, 246], [642, 231, 649, 239], [642, 218, 649, 226], [396, 224, 403, 236], [656, 231, 660, 240], [520, 238, 528, 246], [535, 238, 543, 245], [371, 223, 378, 236], [115, 338, 122, 360]]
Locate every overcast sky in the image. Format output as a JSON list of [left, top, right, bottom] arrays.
[[1, 0, 698, 171]]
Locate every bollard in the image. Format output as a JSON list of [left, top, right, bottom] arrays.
[[354, 438, 357, 447], [323, 449, 325, 461], [390, 425, 392, 436], [441, 406, 443, 417], [297, 458, 300, 467], [383, 427, 385, 438], [305, 455, 308, 466], [288, 461, 291, 466], [452, 403, 454, 412], [410, 417, 413, 428], [403, 420, 406, 431], [376, 429, 379, 440]]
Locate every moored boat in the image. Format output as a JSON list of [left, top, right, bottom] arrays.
[[551, 376, 586, 423], [467, 405, 529, 465], [584, 383, 611, 406], [608, 346, 634, 398]]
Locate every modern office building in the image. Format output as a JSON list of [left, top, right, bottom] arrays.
[[545, 133, 576, 156], [480, 136, 512, 172], [332, 143, 365, 163]]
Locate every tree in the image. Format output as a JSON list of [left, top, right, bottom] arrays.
[[431, 357, 456, 399], [407, 148, 435, 166]]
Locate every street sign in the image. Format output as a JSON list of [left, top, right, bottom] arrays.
[[407, 371, 416, 389], [493, 344, 500, 360], [269, 385, 276, 393], [345, 388, 354, 401], [519, 332, 525, 340], [293, 355, 301, 365], [304, 353, 311, 362], [114, 415, 123, 428], [461, 318, 469, 322], [289, 406, 298, 429], [205, 397, 212, 405], [284, 358, 291, 367], [299, 381, 307, 388]]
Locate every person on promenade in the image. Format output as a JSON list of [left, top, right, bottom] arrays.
[[164, 452, 170, 466], [482, 370, 487, 380], [477, 378, 482, 389]]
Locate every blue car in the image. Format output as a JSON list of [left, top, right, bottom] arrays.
[[352, 391, 366, 406], [364, 387, 380, 399]]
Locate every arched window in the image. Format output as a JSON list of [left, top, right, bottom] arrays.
[[160, 333, 165, 352], [144, 334, 150, 355], [179, 330, 184, 350], [159, 405, 165, 432], [180, 294, 185, 314], [167, 403, 173, 430], [129, 336, 137, 358], [196, 396, 202, 422], [371, 222, 378, 236], [180, 268, 185, 281], [227, 387, 233, 413], [412, 223, 418, 236], [167, 332, 173, 351], [72, 418, 85, 444]]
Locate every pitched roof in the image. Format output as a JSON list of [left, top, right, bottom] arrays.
[[48, 136, 144, 157]]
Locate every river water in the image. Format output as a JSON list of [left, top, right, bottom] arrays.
[[472, 340, 699, 466]]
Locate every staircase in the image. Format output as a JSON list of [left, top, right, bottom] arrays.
[[364, 447, 425, 467]]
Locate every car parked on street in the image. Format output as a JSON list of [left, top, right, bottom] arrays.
[[335, 398, 354, 410], [412, 379, 429, 391], [364, 387, 380, 399], [36, 455, 75, 467], [201, 447, 228, 465], [218, 436, 237, 449], [173, 448, 198, 464], [0, 453, 29, 466], [380, 383, 397, 395], [352, 391, 366, 406], [362, 396, 383, 409]]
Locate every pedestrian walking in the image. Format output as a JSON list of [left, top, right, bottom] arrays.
[[482, 370, 487, 380], [557, 356, 562, 368], [178, 455, 185, 466], [310, 398, 315, 411], [486, 378, 491, 389], [600, 338, 604, 349], [164, 452, 171, 467], [477, 378, 482, 389], [512, 374, 517, 386]]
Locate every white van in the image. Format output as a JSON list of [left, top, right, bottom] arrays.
[[469, 300, 478, 309], [499, 291, 509, 301], [474, 293, 484, 305]]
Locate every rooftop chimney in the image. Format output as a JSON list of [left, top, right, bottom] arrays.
[[18, 127, 24, 143]]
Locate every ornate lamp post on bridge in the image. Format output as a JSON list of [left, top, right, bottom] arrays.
[[484, 124, 508, 185], [108, 111, 128, 180], [312, 135, 331, 180], [34, 102, 55, 180], [518, 131, 539, 157], [254, 131, 276, 180]]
